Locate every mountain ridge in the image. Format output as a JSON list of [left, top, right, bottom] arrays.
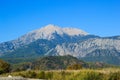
[[0, 24, 88, 54], [0, 24, 120, 65]]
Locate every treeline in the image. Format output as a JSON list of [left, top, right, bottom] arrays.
[[0, 55, 119, 74], [11, 55, 117, 72]]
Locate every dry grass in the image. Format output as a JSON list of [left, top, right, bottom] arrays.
[[1, 68, 120, 80]]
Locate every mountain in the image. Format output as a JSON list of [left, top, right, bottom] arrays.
[[0, 24, 88, 54], [0, 24, 120, 65]]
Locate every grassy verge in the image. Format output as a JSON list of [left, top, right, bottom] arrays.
[[1, 68, 120, 80]]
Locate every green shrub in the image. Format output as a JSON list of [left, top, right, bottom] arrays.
[[45, 71, 53, 79], [37, 71, 45, 79], [0, 59, 10, 74], [24, 71, 37, 78], [108, 71, 120, 80]]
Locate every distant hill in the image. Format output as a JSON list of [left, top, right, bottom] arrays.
[[31, 55, 86, 70], [12, 55, 86, 71], [11, 56, 116, 71]]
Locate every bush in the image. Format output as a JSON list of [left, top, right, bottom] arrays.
[[108, 71, 120, 80], [0, 59, 10, 74], [67, 64, 82, 70], [83, 71, 103, 80], [37, 71, 45, 79], [45, 71, 53, 79], [23, 71, 37, 78]]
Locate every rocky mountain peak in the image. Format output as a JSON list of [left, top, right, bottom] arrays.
[[18, 24, 88, 42]]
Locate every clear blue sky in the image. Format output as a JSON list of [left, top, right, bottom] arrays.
[[0, 0, 120, 42]]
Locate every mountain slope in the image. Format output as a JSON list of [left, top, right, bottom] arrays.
[[52, 38, 120, 57], [50, 38, 120, 64], [1, 35, 98, 59], [0, 24, 88, 54]]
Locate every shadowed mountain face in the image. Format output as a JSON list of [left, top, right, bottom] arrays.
[[0, 24, 120, 65]]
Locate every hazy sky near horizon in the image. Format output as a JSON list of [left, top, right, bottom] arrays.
[[0, 0, 120, 42]]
